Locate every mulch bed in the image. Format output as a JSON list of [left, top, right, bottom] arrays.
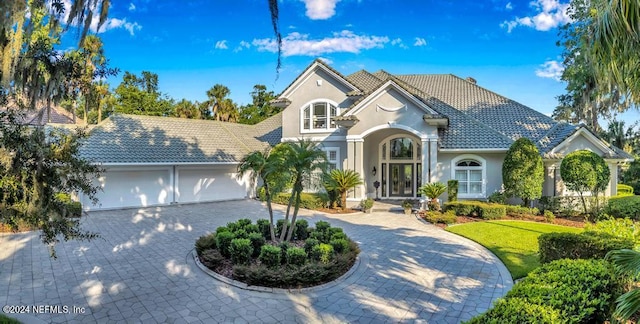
[[427, 214, 586, 229], [316, 208, 360, 214]]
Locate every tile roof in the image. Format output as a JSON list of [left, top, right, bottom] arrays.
[[79, 114, 281, 164]]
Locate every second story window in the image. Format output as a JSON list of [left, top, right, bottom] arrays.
[[302, 101, 338, 131]]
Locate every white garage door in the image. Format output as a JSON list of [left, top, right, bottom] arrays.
[[176, 166, 250, 203], [86, 169, 172, 210]]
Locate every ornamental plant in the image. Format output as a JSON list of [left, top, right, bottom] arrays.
[[560, 150, 610, 216], [502, 137, 544, 207]]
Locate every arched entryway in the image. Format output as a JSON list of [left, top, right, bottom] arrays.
[[378, 135, 422, 197]]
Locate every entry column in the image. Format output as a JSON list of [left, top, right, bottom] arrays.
[[346, 135, 365, 201]]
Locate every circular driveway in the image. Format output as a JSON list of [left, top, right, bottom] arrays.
[[0, 200, 512, 323]]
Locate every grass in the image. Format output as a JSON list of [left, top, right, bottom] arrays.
[[0, 314, 21, 324], [446, 220, 582, 279]]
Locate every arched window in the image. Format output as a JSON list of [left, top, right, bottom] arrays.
[[302, 101, 338, 131], [451, 155, 486, 198]]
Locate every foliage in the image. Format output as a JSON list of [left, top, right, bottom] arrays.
[[505, 205, 539, 217], [538, 231, 634, 264], [447, 221, 582, 279], [465, 298, 561, 324], [329, 238, 349, 254], [285, 247, 307, 266], [359, 198, 374, 212], [205, 84, 238, 122], [487, 191, 506, 204], [0, 110, 101, 257], [198, 249, 225, 270], [275, 219, 290, 238], [215, 231, 236, 258], [622, 159, 640, 194], [419, 182, 447, 211], [539, 195, 609, 217], [294, 219, 309, 240], [278, 241, 291, 264], [607, 249, 640, 321], [543, 210, 556, 223], [311, 243, 334, 264], [401, 199, 414, 209], [586, 218, 640, 246], [113, 71, 175, 117], [607, 195, 640, 220], [229, 238, 253, 265], [505, 259, 624, 323], [560, 150, 610, 215], [323, 169, 362, 210], [55, 193, 82, 217], [423, 210, 457, 225], [195, 233, 217, 254], [256, 219, 272, 240], [502, 138, 544, 206], [304, 238, 320, 254], [238, 84, 280, 124], [247, 232, 265, 258], [617, 183, 635, 196], [443, 201, 506, 220], [258, 245, 281, 268], [447, 180, 458, 202]]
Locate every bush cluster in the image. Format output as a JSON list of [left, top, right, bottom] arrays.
[[538, 231, 634, 264], [607, 195, 640, 220], [443, 201, 506, 220], [422, 210, 457, 225], [539, 195, 608, 217], [505, 205, 539, 217], [585, 218, 640, 246], [54, 193, 83, 217], [617, 183, 635, 196], [467, 259, 625, 323], [195, 218, 360, 289], [269, 192, 326, 210]]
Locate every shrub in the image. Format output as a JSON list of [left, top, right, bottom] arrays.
[[226, 221, 240, 232], [359, 198, 374, 211], [618, 183, 634, 196], [419, 182, 447, 211], [443, 201, 476, 216], [278, 241, 291, 264], [304, 238, 320, 254], [607, 195, 640, 220], [244, 224, 260, 234], [465, 298, 561, 324], [560, 150, 610, 214], [294, 219, 309, 240], [506, 259, 624, 323], [195, 233, 216, 254], [423, 210, 457, 225], [311, 243, 334, 264], [237, 218, 252, 228], [481, 204, 506, 220], [447, 180, 458, 202], [215, 231, 236, 257], [286, 247, 307, 266], [259, 245, 281, 268], [543, 210, 555, 223], [505, 205, 539, 216], [315, 221, 331, 233], [248, 232, 265, 257], [256, 219, 272, 239], [487, 191, 506, 204], [233, 228, 249, 239], [538, 231, 634, 264], [502, 137, 544, 206], [229, 238, 253, 265], [276, 219, 290, 237], [443, 201, 505, 220], [199, 249, 225, 270], [55, 192, 83, 217], [272, 192, 325, 209], [330, 238, 350, 254], [216, 226, 230, 234], [585, 218, 640, 246]]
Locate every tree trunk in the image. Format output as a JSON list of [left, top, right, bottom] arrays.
[[579, 192, 588, 216], [98, 96, 102, 123], [264, 182, 276, 242], [84, 96, 89, 124], [286, 189, 302, 241], [279, 188, 296, 241], [341, 191, 347, 211], [46, 97, 52, 123]]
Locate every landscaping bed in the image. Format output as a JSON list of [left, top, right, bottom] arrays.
[[195, 218, 359, 289]]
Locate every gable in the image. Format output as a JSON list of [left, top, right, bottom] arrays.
[[549, 128, 613, 158]]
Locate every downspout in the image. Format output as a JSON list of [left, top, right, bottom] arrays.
[[172, 165, 177, 204]]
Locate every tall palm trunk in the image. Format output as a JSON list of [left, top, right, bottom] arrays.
[[263, 182, 276, 242], [83, 96, 89, 124], [285, 188, 302, 241], [280, 191, 295, 241]]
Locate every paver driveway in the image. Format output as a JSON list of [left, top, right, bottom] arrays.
[[1, 200, 512, 323]]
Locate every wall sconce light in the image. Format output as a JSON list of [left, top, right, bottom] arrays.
[[372, 166, 377, 176]]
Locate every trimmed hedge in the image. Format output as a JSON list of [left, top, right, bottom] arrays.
[[618, 183, 634, 196], [270, 192, 326, 210], [195, 233, 216, 254], [215, 231, 236, 257], [465, 298, 561, 324], [422, 210, 457, 225], [607, 195, 640, 220], [538, 231, 634, 264], [286, 247, 307, 266], [259, 245, 281, 268], [229, 238, 253, 265], [443, 201, 506, 220], [294, 219, 309, 240]]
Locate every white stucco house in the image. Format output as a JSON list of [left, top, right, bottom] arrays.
[[80, 59, 632, 210]]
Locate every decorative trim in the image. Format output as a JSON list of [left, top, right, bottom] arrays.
[[440, 148, 507, 153], [376, 104, 407, 112], [281, 61, 359, 98], [281, 135, 346, 142], [101, 162, 239, 166], [549, 127, 614, 156], [358, 123, 425, 139], [344, 80, 438, 117]]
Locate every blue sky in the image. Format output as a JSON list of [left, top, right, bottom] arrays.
[[61, 0, 619, 118]]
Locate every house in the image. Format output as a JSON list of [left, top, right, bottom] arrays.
[[79, 59, 632, 210]]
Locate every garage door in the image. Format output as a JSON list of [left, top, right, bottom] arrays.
[[85, 169, 172, 210], [176, 166, 250, 203]]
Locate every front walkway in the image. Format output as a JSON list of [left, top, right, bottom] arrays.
[[0, 200, 512, 323]]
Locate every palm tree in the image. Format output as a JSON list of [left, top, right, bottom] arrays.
[[205, 84, 231, 121], [323, 169, 363, 211], [279, 140, 328, 241], [419, 182, 447, 211], [80, 35, 105, 124], [607, 249, 640, 321]]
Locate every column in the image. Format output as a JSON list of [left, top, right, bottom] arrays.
[[346, 135, 364, 201], [429, 138, 438, 183]]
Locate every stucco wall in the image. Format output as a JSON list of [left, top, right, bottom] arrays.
[[437, 152, 506, 201]]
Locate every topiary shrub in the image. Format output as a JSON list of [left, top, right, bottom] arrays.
[[538, 231, 634, 264], [259, 245, 281, 268], [423, 210, 457, 225], [560, 150, 610, 215], [443, 201, 476, 216], [248, 232, 265, 258], [294, 219, 309, 240], [479, 204, 506, 220], [443, 201, 505, 220], [506, 259, 624, 323], [215, 231, 236, 258], [286, 247, 307, 266], [233, 228, 249, 239], [276, 219, 290, 237], [216, 226, 230, 234], [256, 219, 272, 240], [330, 238, 349, 254], [607, 195, 640, 220], [226, 221, 240, 232], [278, 241, 291, 264], [502, 137, 544, 206], [447, 180, 458, 202], [244, 224, 260, 234], [465, 297, 561, 324], [315, 221, 331, 233], [304, 238, 320, 254], [311, 243, 334, 264], [229, 238, 253, 265], [543, 210, 555, 223], [237, 218, 252, 228], [617, 183, 634, 196], [195, 233, 217, 254]]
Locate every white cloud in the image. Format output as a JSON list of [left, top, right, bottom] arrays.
[[535, 60, 564, 80], [501, 0, 572, 33], [252, 30, 389, 56], [54, 0, 142, 35], [128, 3, 136, 11], [505, 2, 513, 10], [234, 40, 251, 52], [215, 40, 228, 50], [317, 57, 334, 65], [301, 0, 340, 20], [391, 38, 408, 49], [413, 37, 427, 47]]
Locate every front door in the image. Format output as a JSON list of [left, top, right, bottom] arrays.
[[390, 164, 413, 197]]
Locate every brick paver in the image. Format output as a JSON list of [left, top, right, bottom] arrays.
[[0, 200, 512, 323]]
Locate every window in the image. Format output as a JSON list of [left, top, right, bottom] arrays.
[[451, 155, 486, 198], [390, 138, 414, 159], [324, 148, 340, 170], [302, 101, 338, 131]]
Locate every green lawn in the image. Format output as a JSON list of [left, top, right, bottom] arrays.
[[0, 314, 21, 324], [446, 221, 582, 279]]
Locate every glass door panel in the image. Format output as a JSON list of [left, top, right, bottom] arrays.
[[390, 163, 413, 197]]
